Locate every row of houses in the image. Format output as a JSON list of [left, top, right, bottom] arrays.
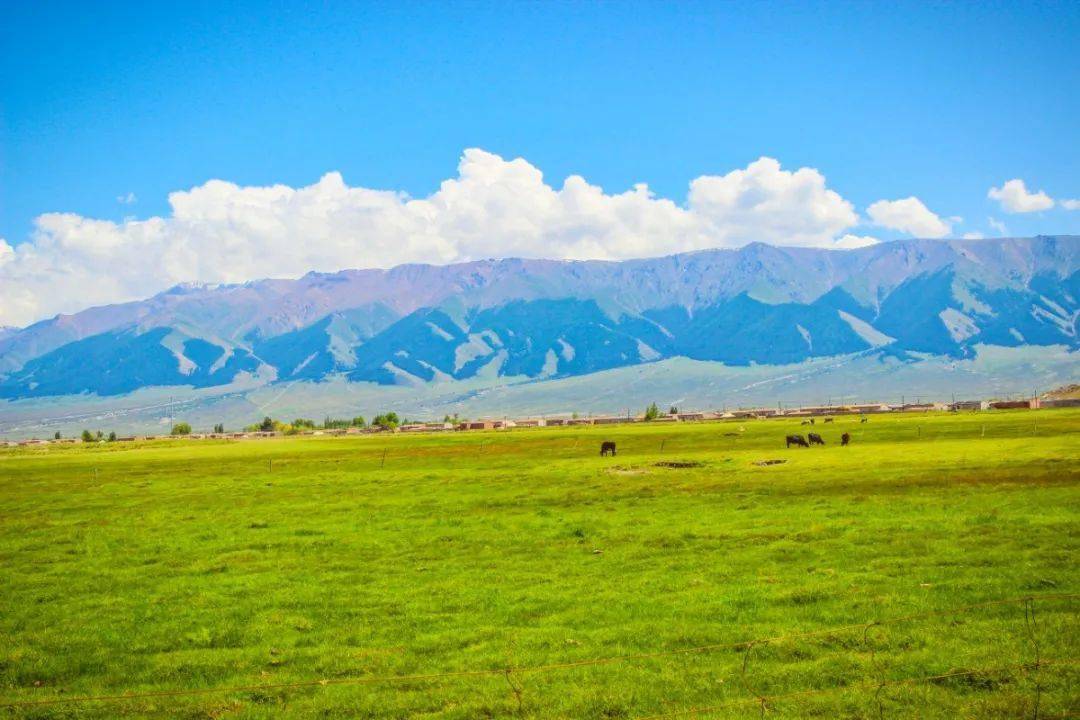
[[449, 396, 1049, 429], [1042, 397, 1080, 408], [951, 398, 1080, 411], [4, 430, 278, 447], [1, 396, 1059, 446], [406, 397, 1046, 432]]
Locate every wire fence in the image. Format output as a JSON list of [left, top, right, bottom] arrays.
[[2, 593, 1076, 716], [633, 658, 1078, 719]]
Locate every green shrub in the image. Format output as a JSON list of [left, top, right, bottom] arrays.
[[372, 412, 400, 430], [644, 402, 660, 421]]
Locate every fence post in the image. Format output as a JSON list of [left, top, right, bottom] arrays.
[[504, 668, 524, 716], [740, 641, 769, 717], [862, 621, 886, 720], [1024, 598, 1041, 720]]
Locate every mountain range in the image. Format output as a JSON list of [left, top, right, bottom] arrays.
[[0, 236, 1077, 402]]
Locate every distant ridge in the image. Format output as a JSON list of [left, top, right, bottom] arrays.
[[0, 236, 1077, 399]]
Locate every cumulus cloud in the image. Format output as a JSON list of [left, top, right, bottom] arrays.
[[1061, 198, 1080, 211], [866, 196, 952, 238], [988, 179, 1054, 213], [686, 157, 858, 247], [0, 150, 875, 327]]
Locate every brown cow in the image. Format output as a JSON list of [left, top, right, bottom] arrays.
[[841, 432, 851, 446]]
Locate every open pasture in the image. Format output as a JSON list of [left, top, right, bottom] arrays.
[[1, 409, 1078, 718]]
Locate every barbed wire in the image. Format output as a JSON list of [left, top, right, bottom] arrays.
[[632, 658, 1079, 719], [1, 592, 1075, 710]]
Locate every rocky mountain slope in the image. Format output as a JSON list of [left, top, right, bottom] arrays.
[[0, 236, 1076, 399]]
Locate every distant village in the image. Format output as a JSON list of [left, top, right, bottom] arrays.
[[5, 395, 1077, 447]]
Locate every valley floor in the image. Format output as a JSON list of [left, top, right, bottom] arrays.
[[1, 409, 1078, 718], [0, 344, 1076, 440]]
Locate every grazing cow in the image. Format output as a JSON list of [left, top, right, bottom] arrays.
[[860, 416, 868, 424], [810, 418, 816, 425], [841, 432, 851, 446], [600, 441, 617, 457], [786, 434, 810, 448], [800, 420, 811, 426], [808, 433, 825, 446], [823, 418, 834, 424]]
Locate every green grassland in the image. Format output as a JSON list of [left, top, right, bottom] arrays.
[[1, 410, 1078, 718]]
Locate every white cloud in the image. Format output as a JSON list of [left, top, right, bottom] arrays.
[[988, 217, 1008, 236], [0, 150, 869, 327], [1062, 198, 1080, 211], [116, 192, 138, 205], [687, 157, 858, 247], [962, 232, 984, 240], [987, 179, 1054, 213], [866, 196, 953, 238]]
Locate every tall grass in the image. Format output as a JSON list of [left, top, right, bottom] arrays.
[[1, 409, 1077, 718]]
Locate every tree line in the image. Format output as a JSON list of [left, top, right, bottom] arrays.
[[70, 404, 676, 442]]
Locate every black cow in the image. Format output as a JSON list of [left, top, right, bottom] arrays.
[[800, 420, 811, 426], [786, 434, 809, 448], [808, 433, 825, 446], [841, 432, 851, 446], [600, 441, 617, 457], [860, 416, 868, 424], [823, 418, 834, 424]]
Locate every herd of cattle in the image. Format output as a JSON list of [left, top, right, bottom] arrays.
[[784, 432, 850, 448], [790, 415, 861, 448], [599, 417, 861, 455]]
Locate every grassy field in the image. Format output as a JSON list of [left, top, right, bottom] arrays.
[[1, 410, 1077, 718]]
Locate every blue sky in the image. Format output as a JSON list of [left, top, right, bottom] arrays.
[[0, 1, 1078, 325], [3, 0, 1078, 240]]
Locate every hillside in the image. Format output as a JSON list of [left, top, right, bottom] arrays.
[[1045, 383, 1080, 399], [0, 236, 1077, 402]]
